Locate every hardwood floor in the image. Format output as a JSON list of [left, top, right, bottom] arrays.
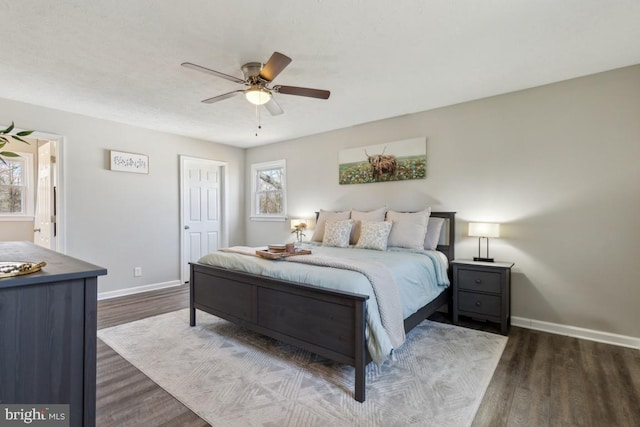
[[97, 286, 209, 427], [472, 327, 640, 427], [96, 285, 640, 426]]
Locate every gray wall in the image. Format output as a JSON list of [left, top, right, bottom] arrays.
[[245, 65, 640, 339], [0, 98, 245, 295]]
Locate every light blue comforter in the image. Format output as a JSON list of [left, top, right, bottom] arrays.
[[197, 243, 449, 365]]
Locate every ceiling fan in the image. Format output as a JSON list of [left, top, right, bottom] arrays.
[[181, 52, 330, 116]]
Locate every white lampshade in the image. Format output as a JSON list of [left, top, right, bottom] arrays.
[[468, 222, 500, 238], [245, 86, 272, 105]]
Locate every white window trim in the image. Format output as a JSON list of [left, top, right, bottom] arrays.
[[250, 159, 287, 222], [0, 152, 34, 221]]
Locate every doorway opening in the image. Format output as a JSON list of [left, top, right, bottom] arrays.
[[33, 133, 65, 252]]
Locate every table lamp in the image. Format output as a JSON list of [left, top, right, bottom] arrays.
[[468, 222, 500, 262]]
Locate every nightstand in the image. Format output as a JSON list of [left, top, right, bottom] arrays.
[[452, 259, 514, 335]]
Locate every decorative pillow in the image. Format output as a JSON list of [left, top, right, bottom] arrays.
[[355, 221, 393, 251], [311, 209, 350, 242], [350, 207, 387, 244], [322, 219, 354, 248], [424, 217, 445, 250], [385, 208, 431, 250]]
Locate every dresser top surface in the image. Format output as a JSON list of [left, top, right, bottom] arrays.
[[0, 241, 107, 288]]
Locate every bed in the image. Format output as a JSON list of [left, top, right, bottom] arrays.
[[189, 211, 456, 402]]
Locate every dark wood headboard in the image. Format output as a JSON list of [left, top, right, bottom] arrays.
[[430, 211, 456, 263]]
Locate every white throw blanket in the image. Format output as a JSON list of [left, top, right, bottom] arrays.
[[219, 246, 262, 256], [284, 254, 406, 349]]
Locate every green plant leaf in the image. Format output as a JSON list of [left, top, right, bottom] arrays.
[[1, 121, 15, 134], [16, 130, 34, 137], [11, 136, 30, 144], [0, 136, 8, 144], [0, 151, 20, 157]]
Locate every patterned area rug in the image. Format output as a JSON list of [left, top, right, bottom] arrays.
[[98, 309, 506, 427]]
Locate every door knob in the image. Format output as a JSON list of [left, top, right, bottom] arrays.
[[34, 228, 41, 233], [184, 225, 190, 230]]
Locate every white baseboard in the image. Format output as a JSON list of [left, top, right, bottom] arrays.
[[98, 280, 183, 301], [511, 316, 640, 350]]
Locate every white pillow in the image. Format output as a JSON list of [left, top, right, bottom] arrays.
[[311, 209, 350, 242], [322, 219, 354, 248], [356, 221, 393, 251], [424, 217, 445, 250], [385, 208, 431, 250], [350, 207, 387, 244]]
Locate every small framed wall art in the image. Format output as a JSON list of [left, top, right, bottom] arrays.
[[110, 150, 149, 174]]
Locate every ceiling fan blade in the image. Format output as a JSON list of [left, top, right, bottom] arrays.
[[264, 97, 284, 116], [201, 90, 244, 104], [275, 85, 330, 99], [259, 52, 292, 82], [182, 62, 246, 84]]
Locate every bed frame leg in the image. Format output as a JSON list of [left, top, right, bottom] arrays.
[[355, 361, 365, 402], [355, 300, 366, 402], [189, 269, 196, 326]]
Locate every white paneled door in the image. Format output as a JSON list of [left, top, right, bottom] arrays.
[[180, 156, 226, 283], [34, 140, 56, 249]]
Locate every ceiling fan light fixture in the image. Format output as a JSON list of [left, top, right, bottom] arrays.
[[245, 86, 271, 105]]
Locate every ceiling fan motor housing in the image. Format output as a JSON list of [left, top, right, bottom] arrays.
[[242, 62, 264, 82]]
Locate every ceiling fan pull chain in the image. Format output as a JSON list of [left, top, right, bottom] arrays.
[[255, 104, 262, 136]]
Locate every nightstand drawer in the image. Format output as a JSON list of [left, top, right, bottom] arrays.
[[457, 291, 501, 317], [458, 269, 501, 294]]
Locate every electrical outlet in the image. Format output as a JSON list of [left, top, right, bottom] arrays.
[[134, 267, 142, 277]]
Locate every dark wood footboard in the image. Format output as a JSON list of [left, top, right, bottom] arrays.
[[190, 263, 371, 401]]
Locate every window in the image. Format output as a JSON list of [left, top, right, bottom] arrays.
[[0, 153, 34, 219], [251, 159, 287, 221]]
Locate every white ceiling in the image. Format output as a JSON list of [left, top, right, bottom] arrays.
[[2, 1, 639, 148]]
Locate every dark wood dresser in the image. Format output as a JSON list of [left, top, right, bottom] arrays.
[[452, 259, 514, 335], [0, 242, 107, 427]]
